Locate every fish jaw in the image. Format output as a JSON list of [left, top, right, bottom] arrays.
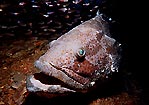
[[26, 60, 89, 93], [26, 75, 76, 93]]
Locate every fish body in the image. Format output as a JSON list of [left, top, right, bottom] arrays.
[[27, 13, 121, 93]]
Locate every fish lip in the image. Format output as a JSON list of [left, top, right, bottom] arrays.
[[46, 61, 90, 86], [27, 75, 76, 93], [34, 60, 86, 90]]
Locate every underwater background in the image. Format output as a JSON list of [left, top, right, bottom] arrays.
[[0, 0, 148, 105]]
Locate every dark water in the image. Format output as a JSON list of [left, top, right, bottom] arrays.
[[0, 0, 123, 41], [0, 0, 104, 40], [0, 0, 148, 105]]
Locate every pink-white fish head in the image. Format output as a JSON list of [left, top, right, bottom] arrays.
[[28, 15, 121, 93]]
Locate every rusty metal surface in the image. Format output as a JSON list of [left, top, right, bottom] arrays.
[[0, 39, 48, 105]]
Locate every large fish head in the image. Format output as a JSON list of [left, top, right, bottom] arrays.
[[27, 15, 121, 93]]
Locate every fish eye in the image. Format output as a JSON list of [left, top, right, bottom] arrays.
[[76, 48, 86, 58]]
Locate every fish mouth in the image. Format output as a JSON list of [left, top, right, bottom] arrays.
[[27, 60, 90, 93], [48, 62, 90, 85]]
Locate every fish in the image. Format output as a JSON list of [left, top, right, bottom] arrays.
[[26, 12, 121, 94]]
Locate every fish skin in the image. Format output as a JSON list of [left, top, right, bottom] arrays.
[[27, 13, 121, 93]]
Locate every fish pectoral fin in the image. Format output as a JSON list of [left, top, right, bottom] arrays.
[[26, 75, 76, 93]]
